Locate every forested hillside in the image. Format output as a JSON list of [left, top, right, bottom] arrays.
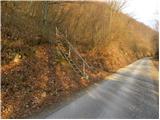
[[1, 1, 158, 118]]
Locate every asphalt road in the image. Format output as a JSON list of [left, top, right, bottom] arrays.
[[45, 58, 159, 119]]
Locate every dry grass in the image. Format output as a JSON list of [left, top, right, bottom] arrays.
[[152, 59, 159, 70]]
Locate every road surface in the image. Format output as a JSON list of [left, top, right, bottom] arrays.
[[40, 58, 159, 119]]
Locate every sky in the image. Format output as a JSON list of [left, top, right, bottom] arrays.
[[120, 0, 159, 28]]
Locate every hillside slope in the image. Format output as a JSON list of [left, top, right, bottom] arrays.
[[1, 1, 157, 118]]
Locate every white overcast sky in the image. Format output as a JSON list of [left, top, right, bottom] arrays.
[[120, 0, 159, 28]]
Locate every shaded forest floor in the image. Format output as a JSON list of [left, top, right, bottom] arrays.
[[1, 31, 109, 118]]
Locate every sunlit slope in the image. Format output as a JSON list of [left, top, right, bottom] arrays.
[[2, 1, 156, 71]]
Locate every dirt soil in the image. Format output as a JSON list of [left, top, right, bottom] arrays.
[[1, 38, 109, 118]]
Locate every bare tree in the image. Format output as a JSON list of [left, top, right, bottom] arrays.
[[106, 0, 127, 44]]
